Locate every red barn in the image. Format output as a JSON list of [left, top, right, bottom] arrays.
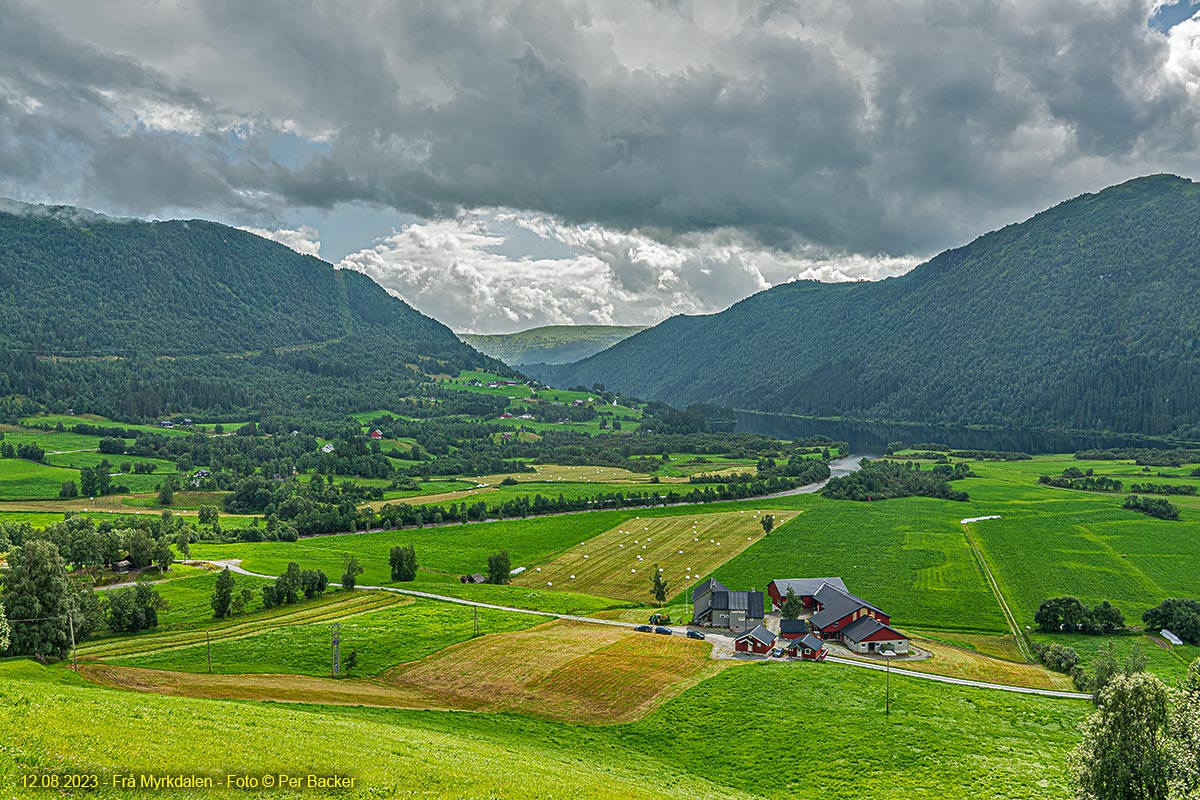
[[840, 617, 910, 654], [767, 577, 848, 611], [734, 624, 776, 655], [810, 583, 890, 639], [779, 618, 808, 640], [369, 429, 384, 440]]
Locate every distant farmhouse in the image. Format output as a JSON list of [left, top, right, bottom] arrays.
[[691, 578, 765, 632], [769, 578, 909, 655], [697, 576, 910, 655]]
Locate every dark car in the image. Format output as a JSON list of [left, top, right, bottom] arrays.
[[685, 630, 706, 640], [634, 625, 652, 633], [653, 626, 673, 635]]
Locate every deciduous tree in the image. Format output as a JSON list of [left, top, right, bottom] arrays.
[[1, 540, 73, 660], [487, 550, 511, 585], [651, 564, 668, 604], [211, 568, 235, 618]]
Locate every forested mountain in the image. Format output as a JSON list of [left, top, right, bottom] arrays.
[[533, 175, 1200, 437], [0, 202, 506, 421], [460, 325, 646, 366]]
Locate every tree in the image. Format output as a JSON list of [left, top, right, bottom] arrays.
[[1144, 599, 1200, 645], [1035, 596, 1090, 633], [761, 514, 775, 535], [389, 544, 418, 581], [124, 529, 155, 569], [342, 649, 359, 674], [487, 550, 511, 585], [0, 540, 73, 660], [230, 587, 255, 615], [1071, 672, 1172, 800], [198, 505, 219, 527], [651, 564, 669, 604], [154, 539, 174, 573], [105, 585, 164, 633], [211, 568, 235, 618], [341, 556, 363, 591], [1168, 659, 1200, 798], [0, 601, 10, 653], [781, 587, 804, 619], [59, 481, 78, 499], [174, 529, 191, 559], [158, 479, 175, 506]]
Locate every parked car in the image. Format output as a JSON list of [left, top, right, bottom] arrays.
[[685, 630, 706, 640], [654, 626, 673, 635], [769, 648, 784, 658], [649, 613, 672, 625], [634, 625, 653, 633]]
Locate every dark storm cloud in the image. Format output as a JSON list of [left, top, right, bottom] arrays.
[[2, 0, 1200, 255]]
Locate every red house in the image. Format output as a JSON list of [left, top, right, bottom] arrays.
[[810, 583, 890, 639], [369, 429, 384, 440], [786, 633, 828, 660], [734, 624, 776, 655], [767, 577, 848, 611]]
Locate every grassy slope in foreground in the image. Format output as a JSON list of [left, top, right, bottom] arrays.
[[0, 657, 1088, 799]]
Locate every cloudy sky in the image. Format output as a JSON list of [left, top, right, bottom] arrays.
[[3, 0, 1200, 332]]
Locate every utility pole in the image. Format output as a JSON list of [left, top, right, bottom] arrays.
[[473, 606, 479, 638], [206, 630, 212, 673], [331, 623, 341, 678]]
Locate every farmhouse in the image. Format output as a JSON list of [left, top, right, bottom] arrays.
[[459, 573, 486, 584], [692, 578, 765, 632], [839, 617, 910, 655], [369, 429, 383, 440], [786, 633, 828, 660], [734, 624, 776, 654], [321, 443, 335, 454], [767, 577, 849, 611]]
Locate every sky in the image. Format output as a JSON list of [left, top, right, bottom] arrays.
[[3, 0, 1200, 333]]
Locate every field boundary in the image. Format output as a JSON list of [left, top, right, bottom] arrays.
[[960, 522, 1033, 662]]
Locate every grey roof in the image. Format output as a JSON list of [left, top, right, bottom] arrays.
[[692, 577, 729, 602], [780, 618, 808, 634], [840, 616, 907, 644], [770, 577, 847, 597], [788, 633, 825, 651], [810, 583, 886, 630], [735, 624, 776, 646], [702, 587, 764, 619]]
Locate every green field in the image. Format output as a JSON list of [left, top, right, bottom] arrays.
[[0, 656, 1089, 799], [0, 459, 83, 500], [99, 595, 541, 676]]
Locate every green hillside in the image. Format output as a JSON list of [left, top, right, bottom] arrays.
[[0, 203, 506, 420], [460, 325, 646, 366], [535, 175, 1200, 436]]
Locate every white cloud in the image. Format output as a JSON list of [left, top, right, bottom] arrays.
[[239, 225, 321, 257], [336, 210, 919, 333]]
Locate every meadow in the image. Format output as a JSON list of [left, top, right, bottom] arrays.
[[0, 655, 1090, 799], [513, 509, 799, 602], [0, 458, 83, 500]]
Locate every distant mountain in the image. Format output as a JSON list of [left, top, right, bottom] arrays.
[[533, 175, 1200, 437], [460, 325, 646, 366], [0, 202, 506, 420]]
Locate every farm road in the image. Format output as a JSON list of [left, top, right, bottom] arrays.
[[194, 559, 1091, 701]]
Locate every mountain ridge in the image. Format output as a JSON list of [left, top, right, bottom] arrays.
[[532, 174, 1200, 436]]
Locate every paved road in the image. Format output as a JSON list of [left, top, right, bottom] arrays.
[[194, 559, 1091, 701], [759, 453, 871, 498]]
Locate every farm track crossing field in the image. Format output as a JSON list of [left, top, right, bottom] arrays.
[[513, 509, 799, 602]]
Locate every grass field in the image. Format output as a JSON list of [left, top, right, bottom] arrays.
[[712, 495, 1011, 634], [1, 653, 1089, 799], [0, 458, 82, 500], [512, 509, 799, 602], [98, 594, 542, 677], [1, 661, 745, 800]]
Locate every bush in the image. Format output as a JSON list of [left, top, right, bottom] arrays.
[[1042, 644, 1080, 673]]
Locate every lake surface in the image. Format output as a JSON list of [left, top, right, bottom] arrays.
[[731, 410, 1173, 455]]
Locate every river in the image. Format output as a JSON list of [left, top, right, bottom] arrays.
[[731, 410, 1172, 455]]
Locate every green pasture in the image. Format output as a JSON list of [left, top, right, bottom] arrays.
[[712, 495, 1010, 634], [1030, 631, 1200, 683], [0, 459, 82, 500], [0, 425, 110, 452], [104, 596, 541, 676], [44, 452, 178, 473]]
